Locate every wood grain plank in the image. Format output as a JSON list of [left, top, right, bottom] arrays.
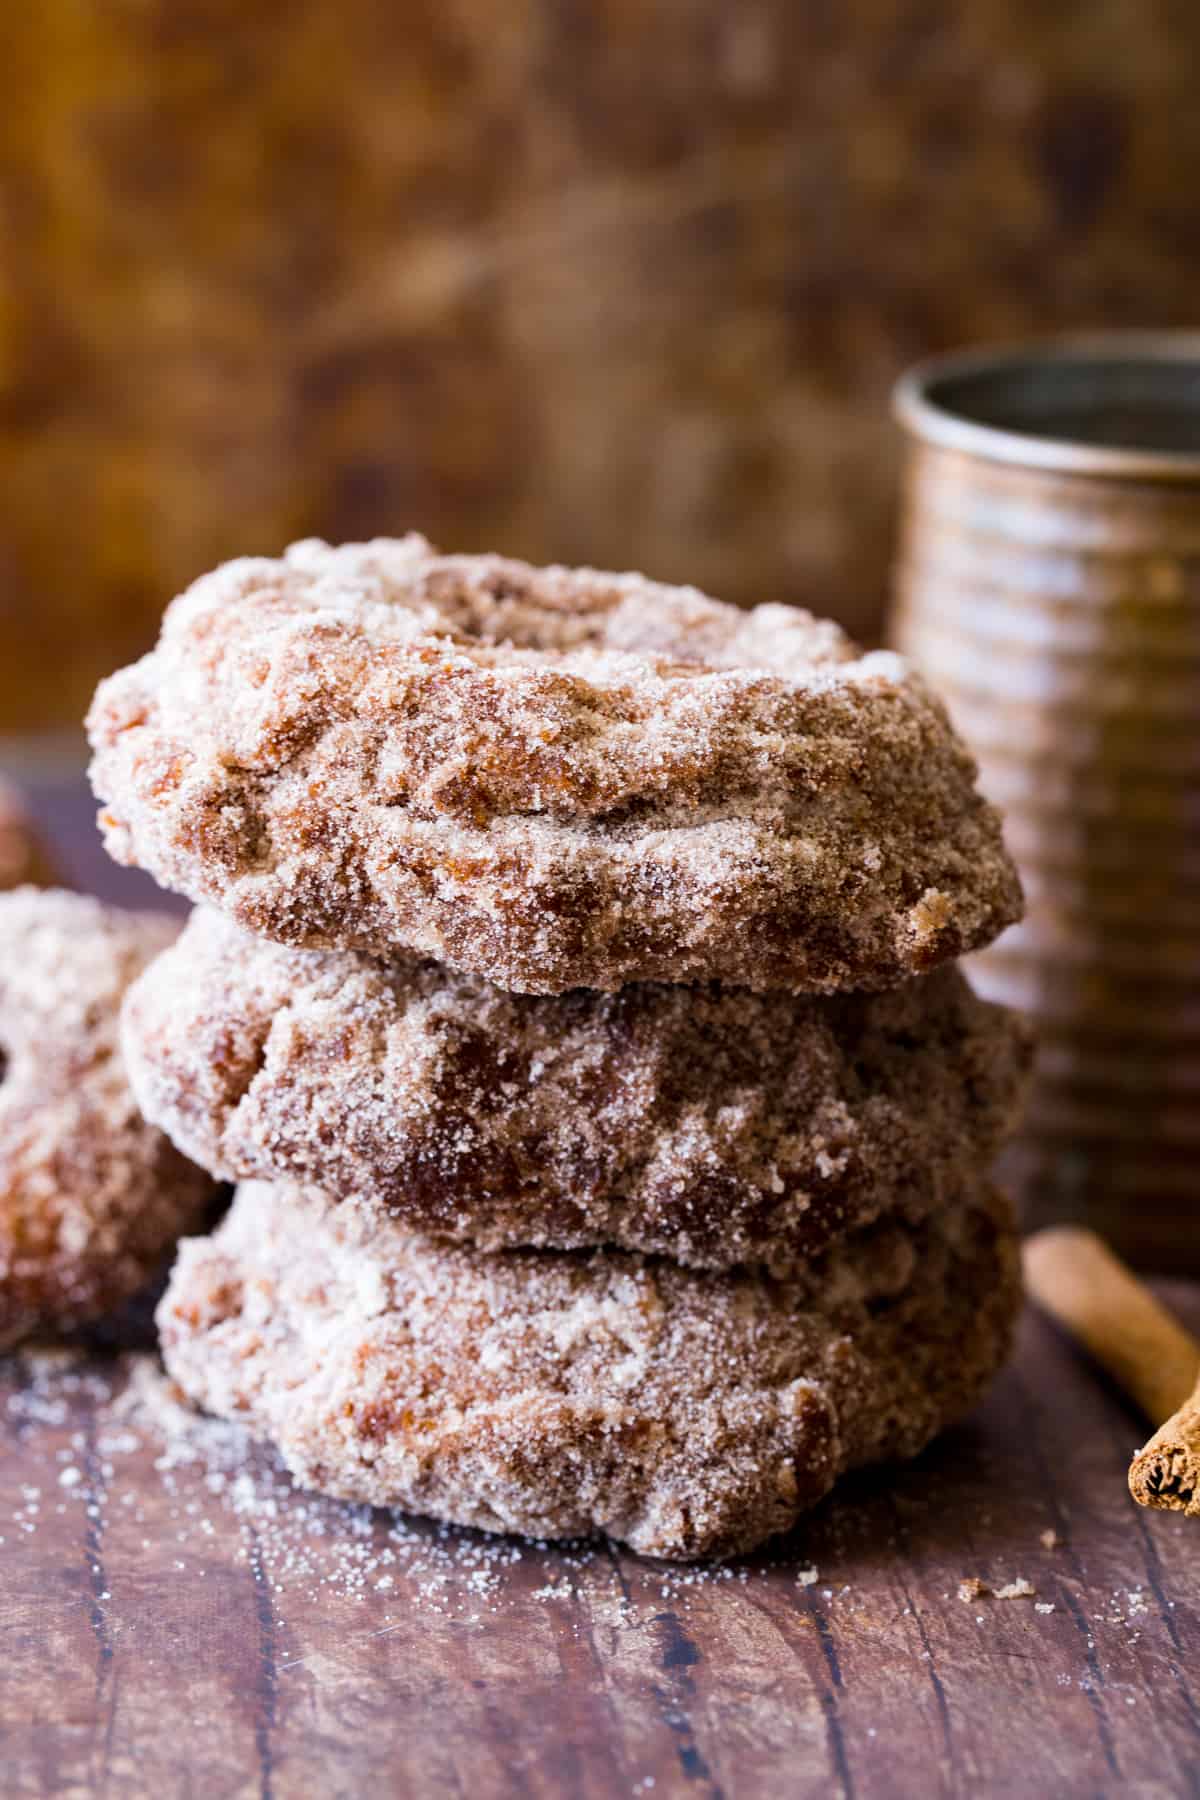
[[3, 1293, 1198, 1798]]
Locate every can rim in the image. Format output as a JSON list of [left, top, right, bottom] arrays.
[[893, 333, 1200, 481]]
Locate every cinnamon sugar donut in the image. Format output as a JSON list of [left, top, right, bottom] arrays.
[[0, 778, 55, 889], [0, 888, 216, 1347], [123, 907, 1030, 1270], [158, 1178, 1019, 1560], [87, 536, 1022, 994]]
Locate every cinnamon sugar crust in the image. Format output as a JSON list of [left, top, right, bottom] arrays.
[[87, 536, 1022, 994], [0, 889, 216, 1347], [158, 1178, 1019, 1560], [124, 907, 1031, 1270]]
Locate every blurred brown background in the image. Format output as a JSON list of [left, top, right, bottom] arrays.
[[2, 0, 1198, 732]]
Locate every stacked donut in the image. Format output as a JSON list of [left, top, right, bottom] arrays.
[[88, 536, 1029, 1560]]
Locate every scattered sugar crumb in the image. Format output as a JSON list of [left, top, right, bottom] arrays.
[[958, 1576, 1036, 1602], [795, 1566, 819, 1587], [1040, 1530, 1058, 1550], [1035, 1603, 1055, 1615], [994, 1579, 1035, 1601]]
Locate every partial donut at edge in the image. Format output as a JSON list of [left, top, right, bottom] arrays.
[[0, 888, 217, 1348]]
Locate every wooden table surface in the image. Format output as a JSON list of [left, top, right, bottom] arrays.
[[3, 767, 1200, 1800]]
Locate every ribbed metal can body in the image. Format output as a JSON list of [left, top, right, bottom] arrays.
[[891, 340, 1200, 1271]]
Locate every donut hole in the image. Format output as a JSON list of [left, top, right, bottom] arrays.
[[0, 1043, 7, 1087], [430, 576, 615, 657]]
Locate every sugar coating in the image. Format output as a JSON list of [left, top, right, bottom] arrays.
[[87, 536, 1022, 994], [0, 888, 216, 1348], [0, 778, 55, 890], [124, 907, 1031, 1271], [158, 1178, 1019, 1561]]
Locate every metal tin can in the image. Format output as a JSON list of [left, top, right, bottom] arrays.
[[891, 335, 1200, 1271]]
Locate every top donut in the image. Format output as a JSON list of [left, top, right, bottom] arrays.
[[87, 537, 1021, 994]]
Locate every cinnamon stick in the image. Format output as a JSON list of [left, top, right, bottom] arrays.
[[1128, 1392, 1200, 1514], [1022, 1226, 1200, 1516]]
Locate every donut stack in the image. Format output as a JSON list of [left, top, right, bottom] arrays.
[[89, 537, 1029, 1560]]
